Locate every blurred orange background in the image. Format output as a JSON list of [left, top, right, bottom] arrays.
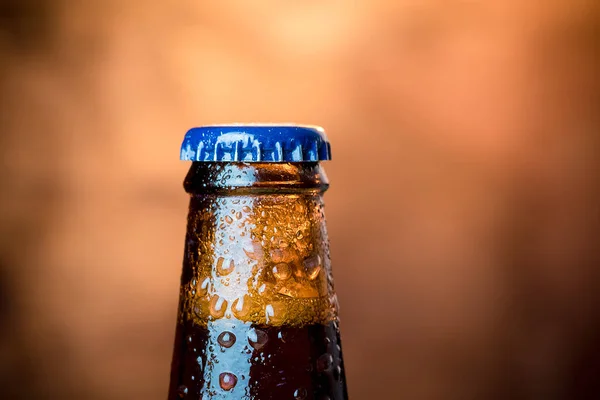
[[1, 1, 599, 399]]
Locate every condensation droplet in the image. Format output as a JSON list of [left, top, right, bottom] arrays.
[[177, 385, 188, 398], [316, 353, 334, 372], [209, 295, 228, 319], [277, 331, 285, 342], [294, 387, 308, 399], [272, 263, 291, 280], [219, 372, 238, 391], [217, 331, 236, 348], [198, 278, 210, 295], [216, 258, 235, 276], [232, 295, 251, 319], [296, 231, 304, 240], [235, 211, 243, 220], [197, 356, 204, 371], [270, 248, 283, 263], [265, 304, 275, 323], [248, 328, 268, 350], [303, 255, 322, 280], [225, 215, 233, 224], [242, 206, 251, 213], [333, 365, 342, 380]]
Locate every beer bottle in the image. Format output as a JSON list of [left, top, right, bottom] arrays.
[[168, 124, 348, 400]]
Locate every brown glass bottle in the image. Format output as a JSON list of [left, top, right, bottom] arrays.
[[167, 161, 348, 400]]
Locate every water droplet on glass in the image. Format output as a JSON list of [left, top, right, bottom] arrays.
[[219, 372, 238, 391], [235, 211, 243, 220], [248, 328, 268, 350], [272, 263, 291, 280], [294, 387, 307, 399], [225, 215, 233, 224], [217, 331, 236, 348], [177, 385, 188, 398], [231, 295, 251, 319], [333, 365, 342, 380], [296, 231, 304, 240], [209, 295, 227, 319], [277, 331, 286, 342], [242, 206, 251, 213], [265, 304, 275, 323], [303, 255, 322, 280], [316, 353, 334, 372], [216, 258, 235, 276], [198, 278, 210, 295], [270, 248, 283, 263]]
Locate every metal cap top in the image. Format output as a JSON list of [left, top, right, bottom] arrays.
[[180, 124, 331, 162]]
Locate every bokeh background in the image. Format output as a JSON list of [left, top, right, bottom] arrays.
[[1, 1, 599, 399]]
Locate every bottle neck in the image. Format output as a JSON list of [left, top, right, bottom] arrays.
[[183, 162, 329, 195]]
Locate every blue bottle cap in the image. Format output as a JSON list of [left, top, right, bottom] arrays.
[[180, 124, 331, 162]]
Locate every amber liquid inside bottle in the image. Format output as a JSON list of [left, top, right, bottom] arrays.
[[168, 162, 348, 400]]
